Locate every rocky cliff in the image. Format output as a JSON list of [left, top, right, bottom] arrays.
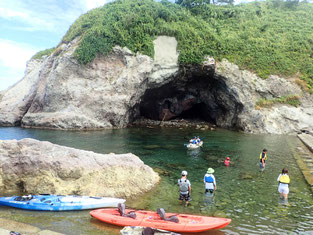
[[0, 36, 312, 134], [0, 138, 159, 197]]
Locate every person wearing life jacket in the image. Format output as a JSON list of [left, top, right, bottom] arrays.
[[259, 149, 268, 171], [177, 170, 191, 206], [204, 168, 216, 194], [224, 157, 230, 167], [277, 168, 290, 200], [190, 136, 197, 144]]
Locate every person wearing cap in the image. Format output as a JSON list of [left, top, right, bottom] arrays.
[[204, 168, 216, 194], [177, 170, 191, 205], [224, 157, 230, 167], [259, 149, 268, 171]]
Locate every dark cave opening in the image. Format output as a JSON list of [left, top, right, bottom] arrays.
[[135, 67, 243, 130], [179, 103, 215, 123]]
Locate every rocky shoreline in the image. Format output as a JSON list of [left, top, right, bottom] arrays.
[[131, 118, 216, 130]]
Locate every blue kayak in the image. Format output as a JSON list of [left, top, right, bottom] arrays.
[[0, 194, 125, 211]]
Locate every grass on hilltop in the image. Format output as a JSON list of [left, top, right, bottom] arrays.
[[35, 0, 313, 93]]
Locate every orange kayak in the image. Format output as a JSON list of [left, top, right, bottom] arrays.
[[90, 208, 231, 233]]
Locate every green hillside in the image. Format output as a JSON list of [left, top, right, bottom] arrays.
[[59, 0, 313, 92]]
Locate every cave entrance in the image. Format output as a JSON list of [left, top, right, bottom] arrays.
[[134, 65, 243, 130], [179, 103, 214, 123], [137, 74, 218, 125]]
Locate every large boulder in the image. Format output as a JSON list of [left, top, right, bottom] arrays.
[[0, 138, 159, 197]]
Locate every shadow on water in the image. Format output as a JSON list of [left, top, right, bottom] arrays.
[[0, 127, 312, 234]]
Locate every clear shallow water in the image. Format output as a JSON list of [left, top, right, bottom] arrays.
[[0, 127, 312, 235]]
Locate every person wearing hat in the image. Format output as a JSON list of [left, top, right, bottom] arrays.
[[224, 157, 230, 167], [204, 168, 216, 194], [259, 149, 268, 171], [177, 170, 191, 205]]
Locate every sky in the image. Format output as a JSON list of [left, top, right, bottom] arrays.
[[0, 0, 253, 91], [0, 0, 111, 91]]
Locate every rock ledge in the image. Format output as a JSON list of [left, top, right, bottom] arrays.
[[0, 138, 159, 197]]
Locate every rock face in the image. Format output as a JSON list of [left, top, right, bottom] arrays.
[[0, 138, 159, 197], [0, 59, 43, 126], [0, 36, 312, 134], [215, 60, 313, 134]]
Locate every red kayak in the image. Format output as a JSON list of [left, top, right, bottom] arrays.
[[90, 208, 231, 233]]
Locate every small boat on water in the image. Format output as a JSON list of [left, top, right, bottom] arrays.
[[186, 141, 203, 150], [90, 207, 231, 233], [0, 194, 125, 211]]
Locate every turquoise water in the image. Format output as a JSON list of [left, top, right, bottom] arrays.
[[0, 127, 312, 234]]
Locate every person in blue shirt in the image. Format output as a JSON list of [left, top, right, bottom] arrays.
[[204, 168, 216, 194]]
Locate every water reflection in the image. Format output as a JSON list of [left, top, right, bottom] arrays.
[[186, 147, 202, 158], [202, 192, 215, 207]]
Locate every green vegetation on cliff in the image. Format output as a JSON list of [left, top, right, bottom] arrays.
[[255, 95, 301, 108], [31, 48, 55, 60], [61, 0, 313, 91]]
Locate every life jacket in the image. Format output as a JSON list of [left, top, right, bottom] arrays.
[[179, 179, 189, 193], [259, 153, 267, 162], [205, 175, 214, 183], [279, 174, 290, 184]]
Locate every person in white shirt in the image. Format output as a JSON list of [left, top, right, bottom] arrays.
[[277, 168, 290, 200]]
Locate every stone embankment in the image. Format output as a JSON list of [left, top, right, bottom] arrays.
[[296, 133, 313, 191], [0, 138, 159, 197]]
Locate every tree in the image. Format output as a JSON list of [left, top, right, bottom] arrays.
[[175, 0, 234, 7], [175, 0, 213, 8]]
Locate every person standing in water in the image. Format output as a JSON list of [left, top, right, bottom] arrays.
[[259, 149, 268, 171], [224, 157, 230, 167], [277, 168, 290, 200], [204, 168, 216, 194], [178, 170, 191, 206]]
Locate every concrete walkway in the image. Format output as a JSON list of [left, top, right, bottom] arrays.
[[296, 133, 313, 192], [0, 218, 63, 235]]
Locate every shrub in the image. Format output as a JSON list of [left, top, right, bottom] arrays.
[[255, 95, 301, 108], [59, 0, 313, 92], [31, 48, 55, 60]]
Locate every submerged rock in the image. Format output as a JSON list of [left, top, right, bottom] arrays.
[[239, 172, 255, 180], [143, 145, 161, 150], [0, 138, 159, 197]]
